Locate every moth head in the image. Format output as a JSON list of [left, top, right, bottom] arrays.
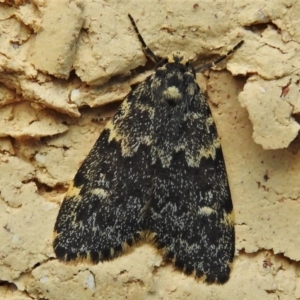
[[167, 51, 189, 65]]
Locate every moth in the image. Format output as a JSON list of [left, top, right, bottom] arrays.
[[53, 14, 243, 284]]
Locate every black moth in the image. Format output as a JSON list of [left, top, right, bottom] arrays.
[[53, 14, 243, 284]]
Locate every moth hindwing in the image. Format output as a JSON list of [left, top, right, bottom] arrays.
[[53, 14, 242, 284]]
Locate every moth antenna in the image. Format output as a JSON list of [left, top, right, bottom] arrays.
[[128, 14, 160, 63], [196, 40, 244, 72]]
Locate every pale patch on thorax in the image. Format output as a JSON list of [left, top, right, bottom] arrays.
[[163, 86, 182, 100]]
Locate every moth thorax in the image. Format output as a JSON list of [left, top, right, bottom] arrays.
[[163, 86, 182, 106], [167, 51, 189, 65]]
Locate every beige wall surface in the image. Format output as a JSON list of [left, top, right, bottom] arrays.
[[1, 0, 300, 299]]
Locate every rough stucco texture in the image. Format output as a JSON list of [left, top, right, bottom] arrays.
[[1, 0, 300, 299]]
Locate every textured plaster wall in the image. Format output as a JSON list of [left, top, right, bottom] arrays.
[[1, 0, 300, 299]]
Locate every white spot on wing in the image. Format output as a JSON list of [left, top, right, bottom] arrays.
[[198, 206, 216, 215], [92, 188, 108, 198]]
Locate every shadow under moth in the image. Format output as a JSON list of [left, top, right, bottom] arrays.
[[53, 14, 243, 284]]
